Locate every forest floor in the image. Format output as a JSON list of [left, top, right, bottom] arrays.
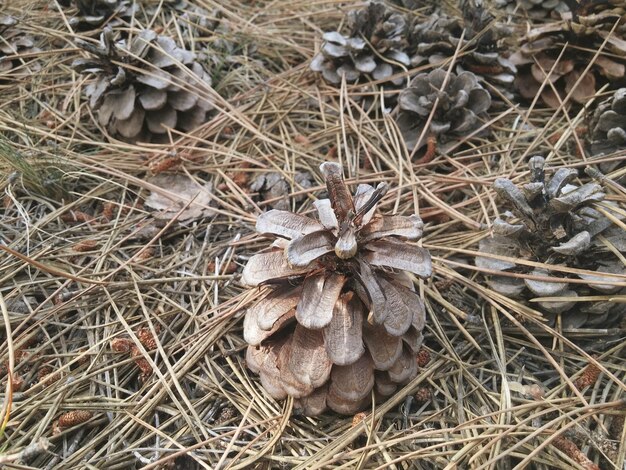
[[0, 0, 625, 469]]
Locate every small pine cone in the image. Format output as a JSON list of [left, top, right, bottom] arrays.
[[243, 162, 432, 415], [414, 387, 431, 403], [0, 16, 41, 77], [310, 2, 410, 85], [58, 410, 93, 429], [352, 412, 367, 427], [510, 9, 626, 108], [476, 156, 626, 330], [249, 171, 313, 210], [73, 28, 214, 141], [589, 88, 626, 173], [396, 69, 491, 153]]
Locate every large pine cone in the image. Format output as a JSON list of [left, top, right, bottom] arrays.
[[73, 28, 214, 141], [510, 7, 626, 107], [310, 2, 410, 85], [396, 68, 491, 152], [476, 156, 626, 329], [242, 162, 432, 415]]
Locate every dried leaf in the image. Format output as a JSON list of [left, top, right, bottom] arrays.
[[256, 210, 324, 240], [287, 325, 333, 388], [364, 239, 432, 279], [144, 174, 213, 222], [296, 273, 346, 329], [287, 231, 335, 267], [241, 251, 309, 287], [323, 292, 365, 366]]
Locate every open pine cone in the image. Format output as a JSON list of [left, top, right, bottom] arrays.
[[476, 156, 626, 329], [408, 8, 517, 99], [396, 68, 491, 153], [494, 0, 570, 20], [242, 162, 431, 415], [73, 28, 214, 141], [66, 0, 136, 28], [0, 16, 41, 78], [310, 2, 410, 85], [510, 5, 626, 107]]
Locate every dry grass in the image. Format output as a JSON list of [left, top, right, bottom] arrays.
[[0, 0, 625, 469]]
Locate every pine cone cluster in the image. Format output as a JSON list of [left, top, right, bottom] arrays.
[[396, 68, 491, 153], [510, 6, 626, 107], [242, 162, 431, 415], [73, 28, 214, 141], [0, 16, 41, 78], [476, 156, 626, 329], [589, 88, 626, 161], [310, 2, 410, 85], [408, 8, 517, 97]]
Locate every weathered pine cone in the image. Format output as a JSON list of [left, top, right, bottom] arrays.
[[408, 9, 517, 98], [0, 16, 41, 77], [589, 88, 626, 164], [494, 0, 570, 20], [476, 156, 626, 329], [310, 2, 410, 85], [242, 162, 432, 415], [396, 68, 491, 153], [510, 6, 626, 107], [67, 0, 136, 28], [73, 28, 214, 141]]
